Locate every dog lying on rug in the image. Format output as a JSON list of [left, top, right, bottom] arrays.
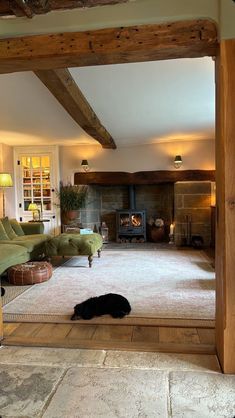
[[71, 293, 131, 320]]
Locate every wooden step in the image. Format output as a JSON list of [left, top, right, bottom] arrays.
[[2, 322, 215, 355]]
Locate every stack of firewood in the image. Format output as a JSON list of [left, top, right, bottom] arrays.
[[117, 237, 145, 243]]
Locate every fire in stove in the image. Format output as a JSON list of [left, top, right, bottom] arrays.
[[131, 214, 142, 227], [120, 215, 130, 227]]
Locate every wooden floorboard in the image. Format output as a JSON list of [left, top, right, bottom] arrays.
[[132, 325, 159, 343], [197, 328, 215, 345], [2, 323, 216, 354], [159, 327, 200, 345]]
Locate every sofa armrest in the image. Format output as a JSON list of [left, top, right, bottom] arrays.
[[21, 222, 44, 235]]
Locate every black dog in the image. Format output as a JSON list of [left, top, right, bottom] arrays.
[[1, 287, 5, 297], [71, 293, 131, 320]]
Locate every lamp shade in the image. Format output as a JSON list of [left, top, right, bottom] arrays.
[[0, 173, 13, 187], [28, 203, 38, 211]]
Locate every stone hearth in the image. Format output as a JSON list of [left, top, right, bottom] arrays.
[[79, 184, 174, 241], [75, 181, 213, 246]]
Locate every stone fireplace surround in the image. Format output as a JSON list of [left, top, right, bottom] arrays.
[[73, 171, 214, 246]]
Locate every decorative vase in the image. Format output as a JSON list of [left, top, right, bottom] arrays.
[[147, 225, 165, 242], [61, 210, 79, 225]]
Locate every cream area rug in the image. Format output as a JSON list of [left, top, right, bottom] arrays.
[[3, 249, 215, 325]]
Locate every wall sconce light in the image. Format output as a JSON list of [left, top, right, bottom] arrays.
[[81, 159, 90, 172], [0, 172, 13, 217], [174, 155, 182, 169]]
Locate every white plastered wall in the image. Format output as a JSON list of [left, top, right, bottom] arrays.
[[60, 139, 215, 184], [0, 143, 15, 218]]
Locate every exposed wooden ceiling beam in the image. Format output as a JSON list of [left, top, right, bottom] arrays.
[[0, 0, 128, 17], [0, 20, 218, 74], [35, 68, 116, 149], [10, 0, 34, 18], [74, 170, 215, 185]]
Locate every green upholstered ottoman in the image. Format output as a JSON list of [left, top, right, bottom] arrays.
[[45, 233, 103, 267]]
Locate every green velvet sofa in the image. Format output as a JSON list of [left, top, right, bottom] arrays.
[[0, 217, 51, 276]]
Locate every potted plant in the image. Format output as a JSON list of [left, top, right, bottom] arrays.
[[56, 182, 88, 225]]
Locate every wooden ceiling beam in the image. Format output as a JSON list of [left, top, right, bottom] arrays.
[[0, 0, 128, 17], [35, 68, 116, 149], [74, 170, 215, 185], [13, 0, 34, 18], [0, 20, 218, 74]]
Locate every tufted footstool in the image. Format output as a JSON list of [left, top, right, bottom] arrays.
[[45, 233, 103, 267], [8, 261, 53, 285]]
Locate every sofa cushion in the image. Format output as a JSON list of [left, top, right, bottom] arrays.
[[0, 221, 10, 241], [0, 243, 28, 260], [0, 243, 29, 275], [1, 217, 18, 240], [21, 222, 44, 235], [12, 234, 51, 252], [10, 219, 25, 236]]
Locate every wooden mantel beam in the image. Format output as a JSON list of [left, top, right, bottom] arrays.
[[74, 170, 215, 185], [35, 68, 116, 149], [0, 20, 217, 74], [1, 1, 128, 18]]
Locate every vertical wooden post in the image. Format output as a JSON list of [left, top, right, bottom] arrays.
[[216, 39, 235, 373], [0, 303, 3, 341]]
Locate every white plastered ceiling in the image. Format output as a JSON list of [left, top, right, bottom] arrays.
[[0, 57, 215, 147]]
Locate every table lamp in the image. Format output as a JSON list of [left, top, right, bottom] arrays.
[[0, 173, 13, 217], [28, 202, 39, 221]]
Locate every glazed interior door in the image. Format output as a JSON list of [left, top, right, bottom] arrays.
[[14, 146, 60, 236]]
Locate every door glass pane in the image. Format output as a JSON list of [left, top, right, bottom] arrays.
[[21, 154, 52, 214], [42, 156, 50, 168], [32, 157, 41, 169], [22, 156, 31, 169]]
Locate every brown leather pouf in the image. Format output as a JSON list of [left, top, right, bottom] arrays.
[[8, 261, 52, 285]]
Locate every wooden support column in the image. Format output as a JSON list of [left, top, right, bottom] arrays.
[[0, 302, 2, 341], [216, 39, 235, 373]]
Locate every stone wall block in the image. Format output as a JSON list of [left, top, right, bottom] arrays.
[[175, 182, 211, 194], [183, 194, 211, 208], [176, 208, 211, 223]]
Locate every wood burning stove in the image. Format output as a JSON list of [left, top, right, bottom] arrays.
[[116, 185, 146, 242], [116, 210, 146, 241]]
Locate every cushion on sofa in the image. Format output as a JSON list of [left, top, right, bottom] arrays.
[[10, 219, 25, 236], [0, 221, 10, 240], [11, 234, 51, 252], [0, 243, 28, 260], [1, 217, 18, 240], [21, 222, 44, 235], [0, 243, 29, 275]]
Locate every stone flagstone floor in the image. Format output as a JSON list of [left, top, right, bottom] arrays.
[[0, 346, 235, 418]]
